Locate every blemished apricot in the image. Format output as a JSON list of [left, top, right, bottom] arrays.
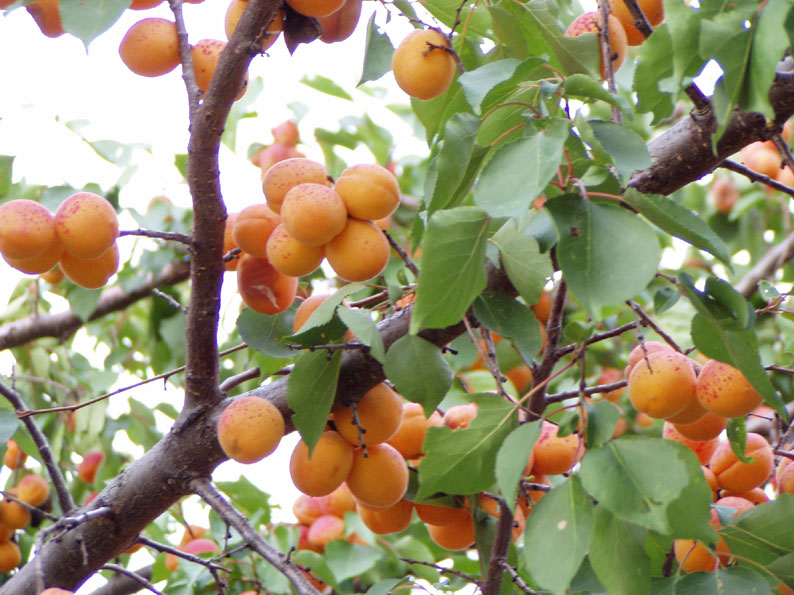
[[40, 265, 65, 285], [392, 29, 456, 100], [346, 443, 409, 508], [607, 0, 663, 46], [217, 396, 285, 463], [77, 451, 105, 484], [0, 541, 21, 573], [60, 243, 120, 289], [357, 498, 413, 535], [119, 18, 180, 77], [320, 482, 356, 517], [709, 177, 740, 214], [285, 0, 345, 18], [325, 218, 390, 282], [272, 120, 300, 146], [4, 439, 26, 470], [16, 475, 49, 507], [307, 514, 345, 550], [564, 12, 627, 79], [223, 212, 239, 271], [674, 538, 719, 573], [334, 383, 404, 447], [696, 359, 762, 418], [280, 183, 347, 246], [673, 411, 726, 442], [0, 199, 58, 261], [626, 341, 673, 375], [414, 500, 470, 526], [226, 1, 283, 51], [334, 163, 401, 221], [386, 402, 444, 459], [319, 0, 362, 42], [232, 204, 281, 258], [290, 431, 354, 497], [26, 0, 64, 38], [263, 159, 331, 213], [4, 239, 64, 276], [710, 433, 774, 492], [531, 420, 583, 476], [265, 224, 325, 277], [236, 252, 298, 315], [179, 525, 207, 547], [192, 39, 248, 99], [426, 512, 475, 550], [662, 422, 719, 465], [443, 403, 478, 430], [55, 192, 118, 260], [628, 350, 697, 420], [0, 497, 31, 530]]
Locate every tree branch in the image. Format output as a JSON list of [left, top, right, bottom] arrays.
[[89, 565, 152, 595]]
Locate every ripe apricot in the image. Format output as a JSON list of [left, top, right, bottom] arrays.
[[217, 396, 285, 463], [182, 538, 218, 556], [40, 265, 65, 285], [392, 29, 456, 100], [386, 402, 444, 459], [226, 1, 283, 51], [709, 177, 740, 214], [778, 166, 794, 187], [673, 411, 726, 442], [77, 451, 105, 484], [674, 538, 719, 573], [55, 192, 118, 260], [293, 294, 330, 333], [280, 183, 348, 246], [290, 430, 354, 497], [357, 498, 413, 535], [4, 439, 26, 470], [696, 359, 762, 418], [130, 0, 164, 8], [325, 218, 390, 282], [252, 143, 304, 176], [0, 199, 58, 261], [272, 120, 300, 146], [777, 459, 794, 495], [744, 144, 781, 179], [722, 487, 768, 505], [4, 239, 64, 276], [0, 497, 30, 530], [662, 422, 719, 465], [702, 465, 719, 500], [223, 212, 239, 271], [236, 252, 298, 315], [518, 473, 552, 518], [319, 0, 362, 42], [334, 383, 404, 447], [192, 39, 248, 99], [531, 420, 583, 475], [596, 367, 624, 402], [320, 482, 356, 517], [443, 403, 478, 430], [628, 350, 696, 420], [285, 0, 345, 18], [307, 514, 345, 550], [346, 443, 409, 508], [263, 158, 331, 213], [665, 396, 707, 425], [232, 204, 281, 258], [531, 290, 553, 324], [334, 163, 401, 221], [27, 0, 64, 38], [710, 433, 774, 492], [265, 224, 325, 277], [293, 494, 326, 525], [179, 525, 207, 547], [426, 512, 475, 550], [39, 589, 74, 595], [626, 341, 673, 375], [414, 500, 470, 526], [564, 12, 627, 79], [60, 243, 120, 289], [607, 0, 663, 46], [16, 475, 49, 507], [506, 365, 533, 394], [0, 541, 21, 573], [119, 18, 180, 77]]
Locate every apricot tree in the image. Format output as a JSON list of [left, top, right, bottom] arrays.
[[1, 0, 794, 594]]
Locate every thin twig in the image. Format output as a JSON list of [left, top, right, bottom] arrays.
[[167, 0, 201, 119], [721, 159, 794, 198], [596, 0, 621, 122], [556, 321, 639, 358], [152, 288, 187, 314], [498, 559, 538, 594], [119, 229, 191, 244], [483, 497, 515, 595], [383, 230, 419, 277], [101, 564, 163, 595], [627, 300, 682, 352], [136, 536, 229, 572], [545, 380, 627, 404], [219, 367, 261, 392], [400, 558, 480, 584]]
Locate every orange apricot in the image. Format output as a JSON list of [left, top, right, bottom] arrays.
[[60, 243, 120, 289], [236, 252, 298, 315], [702, 465, 719, 501], [3, 440, 25, 471], [777, 459, 794, 496], [307, 514, 345, 550], [334, 383, 404, 447], [192, 39, 248, 99], [293, 294, 331, 333], [564, 12, 627, 79], [664, 393, 707, 425], [265, 224, 325, 277], [506, 365, 533, 394], [223, 212, 239, 271], [744, 144, 781, 179], [778, 166, 794, 187], [673, 411, 726, 442], [710, 433, 774, 492], [262, 158, 331, 214], [293, 494, 326, 525], [280, 183, 348, 246], [285, 0, 345, 18], [443, 403, 478, 430], [77, 451, 105, 484], [596, 367, 625, 402], [325, 218, 390, 282], [626, 341, 674, 375], [319, 0, 362, 42], [607, 0, 663, 46], [392, 29, 456, 100], [0, 497, 30, 530], [226, 1, 283, 51], [4, 239, 64, 276], [628, 350, 697, 420], [119, 18, 180, 77], [662, 422, 719, 465], [722, 487, 769, 505], [531, 290, 553, 325], [357, 498, 413, 535], [40, 265, 65, 285], [320, 482, 356, 517], [0, 199, 58, 261], [518, 473, 552, 518], [531, 420, 583, 475], [426, 512, 475, 550], [334, 163, 401, 221], [232, 204, 281, 258], [26, 0, 64, 38], [55, 192, 118, 260], [0, 541, 21, 573], [695, 359, 762, 418], [414, 500, 470, 526], [709, 177, 740, 214], [16, 475, 49, 507], [386, 402, 444, 459], [130, 0, 164, 7], [179, 525, 208, 547], [290, 431, 354, 497], [715, 495, 754, 516], [674, 538, 719, 573], [346, 443, 409, 508], [217, 396, 284, 463]]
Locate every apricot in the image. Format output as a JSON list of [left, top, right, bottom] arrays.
[[182, 538, 218, 556], [696, 359, 762, 418], [39, 590, 74, 595], [272, 120, 300, 146], [60, 243, 120, 289], [16, 475, 49, 507], [334, 163, 401, 221], [426, 512, 475, 550], [722, 487, 769, 505], [777, 459, 794, 495], [662, 422, 719, 465], [346, 443, 409, 508], [232, 204, 281, 258], [386, 402, 444, 459], [392, 29, 456, 100], [27, 0, 64, 38], [709, 177, 740, 214], [0, 497, 30, 530], [607, 0, 663, 46], [192, 39, 248, 99], [223, 212, 239, 271], [217, 396, 285, 463], [252, 143, 303, 176], [285, 0, 345, 18], [628, 350, 696, 420], [673, 411, 726, 442], [236, 252, 298, 315], [596, 367, 624, 402], [279, 184, 347, 247], [626, 341, 673, 375], [290, 430, 354, 496], [443, 403, 478, 430], [325, 218, 390, 282], [307, 514, 345, 550], [531, 290, 553, 324], [320, 482, 356, 517], [334, 384, 403, 447], [506, 365, 533, 394], [226, 1, 283, 51], [414, 500, 470, 526], [55, 192, 118, 260], [778, 166, 794, 187], [4, 239, 64, 276], [702, 465, 719, 500], [130, 0, 163, 8], [0, 541, 21, 573], [744, 144, 781, 179], [319, 0, 362, 42], [119, 18, 180, 77], [674, 538, 719, 573], [293, 494, 326, 525], [357, 498, 413, 535], [265, 224, 325, 277], [77, 451, 105, 484], [564, 12, 627, 79], [179, 525, 207, 547], [715, 495, 754, 516], [4, 440, 26, 470], [263, 158, 331, 213], [0, 199, 58, 261], [293, 294, 331, 333], [518, 473, 552, 518], [664, 394, 707, 425], [40, 265, 65, 285], [531, 420, 583, 475], [710, 433, 774, 492]]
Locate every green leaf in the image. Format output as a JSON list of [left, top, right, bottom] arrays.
[[287, 350, 342, 453], [623, 188, 732, 266], [60, 0, 128, 46], [287, 285, 365, 346], [0, 410, 19, 447], [365, 579, 404, 595], [633, 25, 675, 124], [654, 287, 681, 315], [491, 219, 553, 307], [417, 395, 518, 500], [420, 0, 492, 37], [524, 476, 595, 593], [589, 507, 651, 595], [660, 567, 773, 594], [383, 335, 453, 416], [324, 541, 382, 582], [410, 207, 489, 333], [472, 292, 542, 362], [216, 476, 271, 520], [726, 417, 753, 464], [292, 550, 339, 592], [587, 121, 652, 181], [301, 74, 353, 101], [65, 284, 102, 322], [584, 400, 620, 450], [236, 306, 296, 359], [474, 119, 569, 218], [495, 421, 541, 512], [0, 156, 13, 198], [458, 58, 521, 112], [336, 307, 385, 363], [744, 0, 790, 116], [564, 74, 632, 114], [547, 195, 661, 315]]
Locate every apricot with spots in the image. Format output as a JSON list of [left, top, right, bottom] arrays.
[[628, 350, 696, 420], [280, 183, 348, 246], [0, 199, 58, 261], [262, 158, 331, 214], [696, 359, 762, 418], [55, 192, 118, 260], [217, 396, 284, 463], [119, 18, 180, 77]]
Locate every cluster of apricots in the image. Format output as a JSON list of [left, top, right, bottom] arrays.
[[0, 192, 119, 289], [228, 156, 397, 315], [0, 440, 52, 574]]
